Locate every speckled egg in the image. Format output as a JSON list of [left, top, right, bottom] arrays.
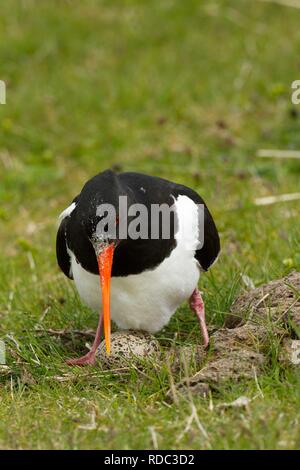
[[97, 330, 160, 369]]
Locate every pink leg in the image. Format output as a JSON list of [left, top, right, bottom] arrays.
[[66, 313, 103, 366], [189, 289, 209, 348]]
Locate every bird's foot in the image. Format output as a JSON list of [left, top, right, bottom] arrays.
[[200, 327, 209, 349], [66, 350, 97, 366]]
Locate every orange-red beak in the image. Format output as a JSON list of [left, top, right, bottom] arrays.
[[97, 244, 114, 355]]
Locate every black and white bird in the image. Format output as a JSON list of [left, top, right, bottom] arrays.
[[56, 170, 220, 365]]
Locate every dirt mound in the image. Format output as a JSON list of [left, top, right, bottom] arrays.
[[169, 272, 299, 399], [168, 325, 269, 399], [225, 270, 300, 329], [175, 349, 266, 397]]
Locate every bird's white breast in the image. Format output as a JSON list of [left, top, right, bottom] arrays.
[[70, 195, 200, 333]]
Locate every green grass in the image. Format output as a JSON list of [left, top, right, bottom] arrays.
[[1, 0, 300, 449]]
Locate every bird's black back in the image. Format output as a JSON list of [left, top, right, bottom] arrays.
[[56, 170, 220, 279]]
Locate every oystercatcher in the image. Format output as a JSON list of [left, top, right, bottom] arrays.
[[56, 170, 220, 365]]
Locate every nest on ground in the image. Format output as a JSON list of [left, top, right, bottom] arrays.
[[94, 271, 300, 399]]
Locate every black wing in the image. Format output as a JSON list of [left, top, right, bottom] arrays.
[[119, 172, 220, 271], [56, 216, 72, 279]]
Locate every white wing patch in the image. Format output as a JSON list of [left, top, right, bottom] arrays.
[[59, 202, 76, 221]]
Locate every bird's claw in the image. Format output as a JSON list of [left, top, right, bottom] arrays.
[[66, 350, 96, 366]]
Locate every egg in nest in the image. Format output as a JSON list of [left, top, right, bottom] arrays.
[[97, 330, 160, 368]]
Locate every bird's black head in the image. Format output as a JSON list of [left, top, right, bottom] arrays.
[[74, 169, 132, 250]]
